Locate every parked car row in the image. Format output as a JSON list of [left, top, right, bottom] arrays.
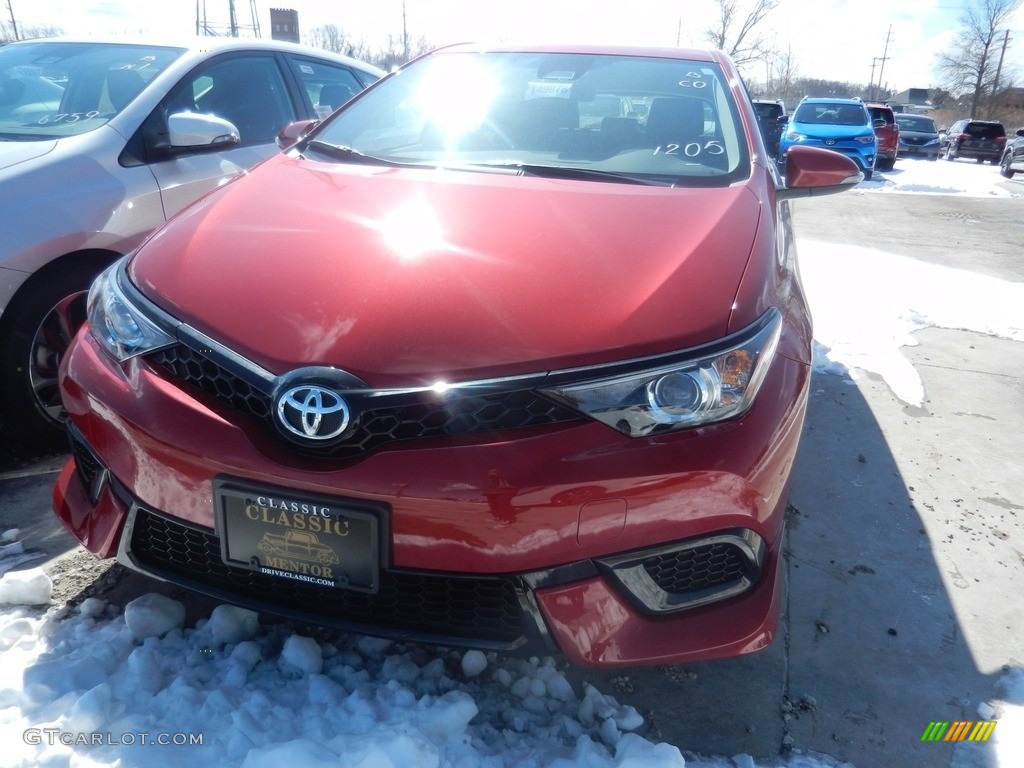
[[771, 97, 1019, 182]]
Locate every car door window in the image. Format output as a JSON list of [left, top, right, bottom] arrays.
[[286, 56, 367, 118], [189, 55, 296, 144]]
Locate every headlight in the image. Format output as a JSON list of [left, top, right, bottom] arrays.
[[87, 261, 175, 362], [855, 135, 876, 145], [785, 131, 806, 141], [541, 311, 782, 437]]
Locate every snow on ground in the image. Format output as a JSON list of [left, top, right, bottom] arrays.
[[859, 155, 1024, 198], [799, 157, 1024, 406], [799, 241, 1024, 405], [1, 160, 1022, 768]]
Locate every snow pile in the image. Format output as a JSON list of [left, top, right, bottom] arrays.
[[0, 566, 51, 606], [0, 528, 45, 578], [798, 240, 1024, 406], [0, 589, 692, 768]]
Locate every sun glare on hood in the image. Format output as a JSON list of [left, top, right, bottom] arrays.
[[377, 198, 448, 261]]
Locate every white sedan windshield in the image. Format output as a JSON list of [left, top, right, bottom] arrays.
[[0, 42, 183, 140]]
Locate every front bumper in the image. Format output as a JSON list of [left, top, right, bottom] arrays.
[[899, 142, 940, 157], [54, 329, 807, 666]]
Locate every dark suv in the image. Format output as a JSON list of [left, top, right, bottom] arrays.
[[943, 119, 1006, 163], [999, 127, 1024, 178], [752, 99, 786, 156], [866, 103, 899, 170]]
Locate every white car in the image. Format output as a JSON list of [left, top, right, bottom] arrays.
[[0, 37, 383, 442]]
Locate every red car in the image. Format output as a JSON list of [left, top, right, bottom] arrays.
[[867, 103, 900, 170], [54, 44, 859, 667]]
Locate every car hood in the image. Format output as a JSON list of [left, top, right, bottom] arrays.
[[0, 139, 57, 171], [792, 122, 872, 139], [130, 154, 761, 385]]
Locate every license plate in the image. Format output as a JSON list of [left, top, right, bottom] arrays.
[[214, 478, 381, 593]]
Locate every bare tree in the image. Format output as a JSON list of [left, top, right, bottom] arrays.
[[704, 0, 780, 65], [305, 23, 348, 54], [1, 22, 61, 42], [764, 43, 799, 99], [936, 0, 1021, 118]]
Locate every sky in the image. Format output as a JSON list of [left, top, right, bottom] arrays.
[[0, 160, 1023, 768], [7, 0, 1024, 92]]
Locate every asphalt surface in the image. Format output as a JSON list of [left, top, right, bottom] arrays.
[[1, 182, 1022, 768]]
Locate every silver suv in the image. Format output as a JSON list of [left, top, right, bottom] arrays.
[[0, 38, 382, 443]]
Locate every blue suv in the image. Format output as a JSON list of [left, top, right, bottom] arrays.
[[778, 98, 876, 179]]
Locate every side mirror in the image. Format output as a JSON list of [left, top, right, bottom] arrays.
[[276, 119, 320, 150], [167, 112, 240, 149], [777, 145, 863, 200]]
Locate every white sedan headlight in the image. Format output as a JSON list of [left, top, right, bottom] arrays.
[[541, 311, 782, 437], [87, 261, 175, 362]]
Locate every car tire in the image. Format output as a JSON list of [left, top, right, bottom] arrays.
[[0, 260, 108, 446], [863, 168, 873, 180], [1001, 154, 1016, 178], [976, 157, 985, 164], [945, 145, 956, 161]]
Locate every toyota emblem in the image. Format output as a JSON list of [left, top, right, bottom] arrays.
[[276, 385, 350, 441], [824, 138, 836, 146]]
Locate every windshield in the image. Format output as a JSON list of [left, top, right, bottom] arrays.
[[0, 41, 183, 140], [311, 50, 750, 186], [754, 102, 782, 120], [895, 115, 937, 133], [794, 102, 868, 127]]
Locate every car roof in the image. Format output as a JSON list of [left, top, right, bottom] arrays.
[[7, 36, 385, 77], [800, 97, 864, 105]]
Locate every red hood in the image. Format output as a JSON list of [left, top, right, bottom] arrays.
[[131, 153, 761, 385]]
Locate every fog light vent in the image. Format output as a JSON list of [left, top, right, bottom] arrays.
[[596, 529, 764, 614]]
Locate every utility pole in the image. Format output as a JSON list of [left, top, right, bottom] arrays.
[[402, 0, 409, 61], [989, 29, 1010, 118], [5, 0, 19, 41], [869, 57, 882, 101], [876, 25, 893, 100]]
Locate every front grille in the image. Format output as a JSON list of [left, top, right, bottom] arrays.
[[147, 345, 582, 458], [642, 542, 749, 593], [149, 346, 273, 419], [128, 507, 527, 645]]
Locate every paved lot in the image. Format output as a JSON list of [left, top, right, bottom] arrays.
[[1, 186, 1021, 767]]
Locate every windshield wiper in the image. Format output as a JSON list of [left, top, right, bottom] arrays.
[[469, 162, 669, 186], [302, 140, 408, 167]]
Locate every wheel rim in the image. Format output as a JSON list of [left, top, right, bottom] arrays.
[[27, 290, 89, 425]]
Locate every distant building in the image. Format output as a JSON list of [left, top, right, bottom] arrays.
[[270, 8, 300, 44], [890, 88, 934, 113]]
